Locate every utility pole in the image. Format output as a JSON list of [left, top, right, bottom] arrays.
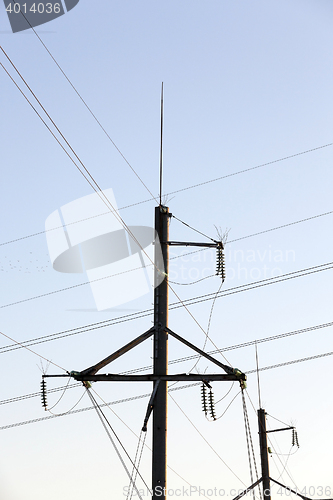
[[152, 205, 169, 499], [44, 207, 246, 500], [258, 408, 271, 500]]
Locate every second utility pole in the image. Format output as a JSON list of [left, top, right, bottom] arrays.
[[152, 205, 170, 499], [258, 408, 271, 500]]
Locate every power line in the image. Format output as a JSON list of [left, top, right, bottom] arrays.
[[177, 261, 333, 309], [0, 205, 332, 310], [0, 328, 68, 372], [166, 142, 333, 197], [4, 7, 158, 204], [88, 386, 216, 500], [0, 308, 153, 353], [0, 49, 166, 296], [87, 388, 149, 497], [1, 264, 332, 353], [169, 393, 250, 489], [4, 5, 333, 224], [0, 383, 81, 406], [0, 196, 153, 248], [2, 41, 333, 363], [1, 193, 332, 254], [227, 209, 333, 244], [246, 350, 333, 374], [172, 215, 217, 243], [1, 50, 220, 355]]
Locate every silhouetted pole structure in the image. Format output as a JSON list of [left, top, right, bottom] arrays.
[[258, 408, 271, 500], [44, 206, 247, 500], [152, 205, 169, 499]]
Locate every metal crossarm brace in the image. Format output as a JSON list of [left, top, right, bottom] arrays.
[[166, 327, 246, 379], [78, 327, 155, 377], [231, 478, 263, 500], [269, 478, 326, 500]]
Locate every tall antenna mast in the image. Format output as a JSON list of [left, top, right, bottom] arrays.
[[255, 342, 262, 409], [159, 82, 164, 206]]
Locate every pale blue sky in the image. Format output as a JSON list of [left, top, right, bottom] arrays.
[[0, 1, 333, 499]]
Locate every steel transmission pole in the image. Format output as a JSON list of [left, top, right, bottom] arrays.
[[152, 205, 170, 499], [258, 408, 271, 500]]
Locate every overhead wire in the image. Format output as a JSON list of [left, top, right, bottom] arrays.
[[89, 386, 214, 500], [4, 2, 333, 222], [0, 48, 234, 370], [215, 389, 241, 420], [241, 390, 255, 499], [1, 304, 332, 366], [126, 430, 147, 500], [5, 240, 331, 313], [168, 274, 215, 286], [3, 44, 210, 352], [241, 389, 261, 500], [0, 48, 174, 319], [2, 19, 332, 491], [46, 388, 87, 417], [0, 328, 68, 372], [246, 350, 333, 374], [169, 392, 252, 491], [165, 142, 333, 197], [1, 196, 333, 253], [2, 258, 331, 314], [171, 215, 217, 243], [5, 3, 158, 204], [189, 280, 224, 373], [266, 414, 291, 428], [0, 46, 158, 244], [2, 40, 332, 480], [45, 376, 71, 412], [2, 35, 333, 357], [1, 261, 332, 349], [266, 435, 298, 489], [0, 383, 81, 406], [86, 388, 148, 498], [0, 205, 327, 258]]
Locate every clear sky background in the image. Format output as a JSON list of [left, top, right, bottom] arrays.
[[1, 1, 333, 499]]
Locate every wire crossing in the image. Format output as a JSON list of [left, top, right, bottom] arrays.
[[87, 389, 149, 497]]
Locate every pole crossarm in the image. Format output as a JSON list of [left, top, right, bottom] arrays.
[[166, 327, 246, 379], [231, 478, 263, 500], [77, 327, 155, 377], [266, 426, 294, 433], [167, 241, 220, 248], [70, 373, 242, 382]]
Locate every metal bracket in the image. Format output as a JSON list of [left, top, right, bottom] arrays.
[[142, 381, 160, 432]]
